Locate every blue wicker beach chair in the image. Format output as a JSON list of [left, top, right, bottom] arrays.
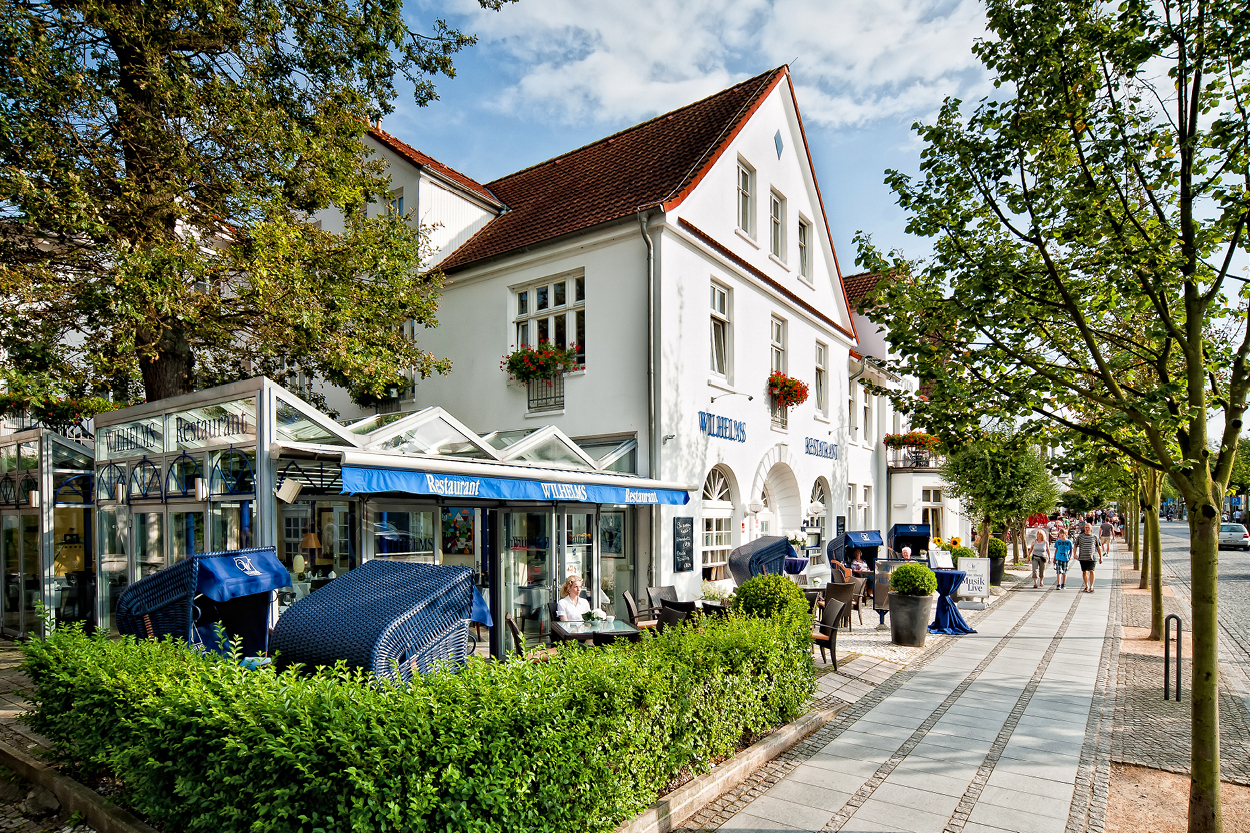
[[727, 536, 796, 586], [116, 546, 291, 657], [269, 560, 486, 683]]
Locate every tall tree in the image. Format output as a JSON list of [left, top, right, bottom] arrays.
[[0, 0, 510, 404], [857, 1, 1250, 828]]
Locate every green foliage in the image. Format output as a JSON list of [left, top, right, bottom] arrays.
[[501, 342, 581, 383], [22, 618, 812, 833], [0, 0, 511, 404], [986, 538, 1008, 560], [889, 563, 937, 597], [938, 436, 1059, 529], [1060, 490, 1099, 515], [732, 575, 810, 624], [950, 546, 977, 566]]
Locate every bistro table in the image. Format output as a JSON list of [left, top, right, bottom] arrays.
[[928, 569, 976, 635], [783, 555, 810, 575], [551, 619, 640, 644]]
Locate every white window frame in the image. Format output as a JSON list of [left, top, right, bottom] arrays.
[[770, 316, 786, 374], [847, 483, 856, 530], [387, 188, 404, 216], [770, 191, 786, 259], [701, 468, 734, 580], [737, 160, 755, 236], [863, 392, 873, 445], [849, 383, 858, 443], [863, 485, 872, 531], [710, 281, 731, 379], [815, 342, 828, 415], [513, 273, 587, 364], [798, 217, 811, 279]]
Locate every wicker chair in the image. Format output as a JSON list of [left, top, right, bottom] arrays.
[[657, 605, 687, 631], [116, 546, 290, 657], [270, 560, 479, 683], [823, 582, 856, 630], [623, 591, 658, 629], [505, 614, 555, 661], [660, 598, 699, 615], [646, 585, 678, 610], [811, 598, 844, 669], [850, 577, 867, 626]]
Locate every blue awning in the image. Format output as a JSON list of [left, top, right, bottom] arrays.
[[843, 530, 884, 547], [196, 547, 291, 602], [342, 466, 690, 505]]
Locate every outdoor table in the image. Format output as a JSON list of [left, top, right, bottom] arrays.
[[783, 555, 810, 575], [551, 619, 640, 644], [929, 569, 976, 635]]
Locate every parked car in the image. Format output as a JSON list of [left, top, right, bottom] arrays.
[[1218, 524, 1250, 550]]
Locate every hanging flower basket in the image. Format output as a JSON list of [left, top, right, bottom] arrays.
[[500, 342, 581, 384], [766, 372, 809, 408], [883, 431, 940, 451]]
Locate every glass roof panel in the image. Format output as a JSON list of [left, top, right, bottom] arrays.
[[482, 429, 536, 450], [507, 436, 594, 469], [345, 413, 408, 435], [50, 436, 93, 470], [373, 416, 492, 458], [274, 397, 352, 446]]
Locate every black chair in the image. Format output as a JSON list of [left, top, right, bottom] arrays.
[[699, 601, 731, 620], [811, 599, 844, 669], [824, 581, 856, 630], [849, 577, 867, 626], [660, 598, 698, 615], [647, 585, 678, 610], [623, 590, 658, 629], [657, 606, 687, 631], [505, 613, 554, 661]]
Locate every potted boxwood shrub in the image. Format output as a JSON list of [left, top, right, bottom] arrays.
[[889, 562, 937, 647], [987, 537, 1008, 586]]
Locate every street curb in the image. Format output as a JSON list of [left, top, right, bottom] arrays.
[[615, 704, 846, 833], [0, 739, 158, 833]]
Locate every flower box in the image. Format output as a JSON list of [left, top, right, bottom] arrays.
[[766, 372, 809, 408]]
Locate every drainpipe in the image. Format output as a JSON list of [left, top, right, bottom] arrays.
[[638, 209, 659, 589]]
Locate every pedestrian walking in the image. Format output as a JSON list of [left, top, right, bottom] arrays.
[[1052, 529, 1072, 589], [1099, 517, 1114, 553], [1073, 523, 1103, 592], [1029, 529, 1051, 588]]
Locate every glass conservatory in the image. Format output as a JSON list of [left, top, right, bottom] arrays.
[[90, 377, 689, 657]]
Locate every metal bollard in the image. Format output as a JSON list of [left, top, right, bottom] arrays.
[[1164, 614, 1183, 701]]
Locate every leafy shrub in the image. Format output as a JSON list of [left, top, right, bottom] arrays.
[[21, 615, 813, 833], [950, 546, 977, 566], [890, 563, 937, 596], [732, 574, 810, 623], [987, 537, 1008, 559]]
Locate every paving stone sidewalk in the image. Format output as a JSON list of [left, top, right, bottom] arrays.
[[681, 556, 1119, 833]]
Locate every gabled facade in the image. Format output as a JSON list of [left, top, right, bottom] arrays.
[[316, 67, 864, 601]]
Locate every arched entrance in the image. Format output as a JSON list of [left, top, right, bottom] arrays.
[[749, 446, 802, 541]]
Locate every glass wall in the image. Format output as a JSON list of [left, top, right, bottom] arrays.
[[97, 505, 131, 632], [1, 516, 18, 632], [134, 512, 165, 578], [504, 511, 552, 649], [52, 506, 93, 628]]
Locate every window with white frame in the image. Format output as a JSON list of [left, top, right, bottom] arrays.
[[737, 161, 754, 235], [863, 485, 872, 531], [863, 393, 873, 444], [815, 342, 828, 415], [701, 468, 733, 581], [387, 188, 404, 216], [811, 480, 828, 563], [770, 191, 785, 259], [514, 274, 586, 363], [849, 384, 858, 442], [710, 282, 731, 378], [770, 317, 786, 373], [798, 218, 811, 278], [923, 507, 943, 540], [847, 483, 856, 530]]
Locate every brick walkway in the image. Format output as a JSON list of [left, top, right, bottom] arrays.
[[1113, 567, 1250, 786], [681, 559, 1119, 833]]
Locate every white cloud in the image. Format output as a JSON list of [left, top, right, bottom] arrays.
[[438, 0, 990, 128]]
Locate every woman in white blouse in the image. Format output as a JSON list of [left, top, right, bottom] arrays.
[[556, 575, 590, 621]]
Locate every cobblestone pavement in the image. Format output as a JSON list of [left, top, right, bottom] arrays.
[[1114, 531, 1250, 786], [679, 562, 1116, 833]]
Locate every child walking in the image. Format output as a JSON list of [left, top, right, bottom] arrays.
[[1052, 529, 1072, 589]]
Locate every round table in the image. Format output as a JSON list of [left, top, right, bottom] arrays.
[[929, 569, 976, 635], [783, 555, 810, 575]]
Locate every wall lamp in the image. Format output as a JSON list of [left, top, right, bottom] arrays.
[[663, 434, 676, 444], [710, 391, 753, 403]]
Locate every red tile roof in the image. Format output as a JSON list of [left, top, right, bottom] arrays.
[[439, 67, 788, 272], [368, 127, 501, 206], [842, 271, 888, 310]]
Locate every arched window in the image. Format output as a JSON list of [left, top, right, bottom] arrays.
[[810, 480, 829, 565], [128, 458, 163, 501], [701, 467, 734, 581], [166, 452, 202, 499], [53, 473, 93, 505], [95, 463, 126, 503], [210, 449, 255, 496]]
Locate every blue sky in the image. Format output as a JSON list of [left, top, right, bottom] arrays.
[[385, 0, 992, 270]]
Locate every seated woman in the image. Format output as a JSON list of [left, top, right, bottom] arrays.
[[556, 575, 590, 621], [850, 550, 870, 572]]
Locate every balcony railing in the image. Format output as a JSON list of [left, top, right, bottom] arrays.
[[527, 374, 565, 412], [770, 397, 788, 428], [887, 446, 941, 469]]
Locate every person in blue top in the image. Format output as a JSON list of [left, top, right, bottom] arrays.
[[1052, 529, 1073, 590]]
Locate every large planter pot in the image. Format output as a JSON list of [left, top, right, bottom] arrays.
[[989, 556, 1006, 586], [888, 592, 933, 647]]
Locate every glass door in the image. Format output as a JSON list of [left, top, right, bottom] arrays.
[[561, 512, 598, 611], [52, 506, 94, 631], [21, 515, 38, 635], [503, 511, 552, 650], [600, 510, 629, 618], [169, 509, 205, 562], [1, 515, 18, 634], [134, 512, 165, 579]]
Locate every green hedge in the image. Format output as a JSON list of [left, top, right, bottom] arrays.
[[22, 614, 813, 833], [890, 562, 937, 596], [732, 574, 810, 623], [987, 537, 1008, 560]]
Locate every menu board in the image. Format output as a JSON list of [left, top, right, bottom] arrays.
[[673, 517, 694, 573]]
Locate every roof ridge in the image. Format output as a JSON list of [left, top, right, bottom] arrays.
[[368, 127, 500, 205], [484, 66, 787, 188]]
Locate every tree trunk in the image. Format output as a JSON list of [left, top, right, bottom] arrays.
[[1188, 501, 1222, 833], [1132, 490, 1141, 570], [978, 518, 991, 557], [1146, 473, 1164, 641], [1011, 519, 1020, 564], [1141, 480, 1155, 591], [137, 324, 195, 401]]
